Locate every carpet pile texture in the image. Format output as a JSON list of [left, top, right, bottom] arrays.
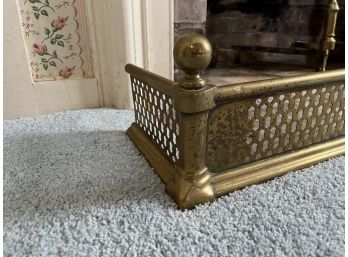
[[4, 109, 345, 257]]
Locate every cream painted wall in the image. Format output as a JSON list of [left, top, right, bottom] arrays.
[[4, 0, 39, 118], [4, 0, 173, 120], [4, 0, 100, 119], [17, 0, 92, 82]]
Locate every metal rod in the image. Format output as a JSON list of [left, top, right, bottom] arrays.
[[125, 64, 174, 96], [215, 69, 344, 102], [230, 45, 317, 55], [318, 0, 339, 71]]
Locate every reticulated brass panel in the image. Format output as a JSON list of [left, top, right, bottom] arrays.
[[130, 76, 179, 163], [207, 81, 345, 172]]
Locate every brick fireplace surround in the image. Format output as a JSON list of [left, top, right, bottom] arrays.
[[174, 0, 345, 83]]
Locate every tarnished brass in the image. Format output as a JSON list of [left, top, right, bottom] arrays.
[[215, 69, 344, 101], [212, 137, 344, 196], [128, 70, 179, 163], [174, 85, 216, 113], [319, 0, 339, 71], [125, 34, 345, 209], [208, 80, 344, 172], [173, 34, 212, 89], [166, 111, 215, 208], [127, 123, 175, 184]]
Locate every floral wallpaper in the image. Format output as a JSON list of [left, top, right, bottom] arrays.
[[17, 0, 86, 81]]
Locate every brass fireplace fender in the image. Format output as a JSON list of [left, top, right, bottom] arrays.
[[127, 123, 344, 208], [125, 34, 345, 209]]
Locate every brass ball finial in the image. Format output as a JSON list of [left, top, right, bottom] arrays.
[[174, 34, 212, 89]]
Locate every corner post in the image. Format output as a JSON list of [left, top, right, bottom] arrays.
[[165, 34, 216, 209]]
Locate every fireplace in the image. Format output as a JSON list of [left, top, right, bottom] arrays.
[[122, 0, 345, 208], [174, 0, 345, 84]]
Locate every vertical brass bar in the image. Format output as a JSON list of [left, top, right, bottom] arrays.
[[319, 0, 339, 71], [166, 110, 214, 208]]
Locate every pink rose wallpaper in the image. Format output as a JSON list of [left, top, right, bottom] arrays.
[[51, 16, 66, 30], [18, 0, 85, 81], [59, 66, 74, 78], [32, 43, 47, 56]]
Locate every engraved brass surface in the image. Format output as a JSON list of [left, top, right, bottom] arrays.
[[207, 81, 344, 172]]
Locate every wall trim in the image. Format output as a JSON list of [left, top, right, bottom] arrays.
[[87, 0, 174, 109]]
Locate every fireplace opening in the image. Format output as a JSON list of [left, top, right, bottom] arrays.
[[174, 0, 344, 85], [208, 0, 284, 18]]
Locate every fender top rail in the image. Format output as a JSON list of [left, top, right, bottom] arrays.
[[125, 64, 175, 96], [126, 64, 344, 104], [215, 69, 345, 102]]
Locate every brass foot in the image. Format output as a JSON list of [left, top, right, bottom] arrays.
[[166, 169, 215, 209]]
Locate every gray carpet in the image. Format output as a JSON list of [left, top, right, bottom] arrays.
[[4, 109, 345, 257]]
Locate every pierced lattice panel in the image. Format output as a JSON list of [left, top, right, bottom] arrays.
[[207, 82, 345, 172], [131, 76, 179, 163]]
